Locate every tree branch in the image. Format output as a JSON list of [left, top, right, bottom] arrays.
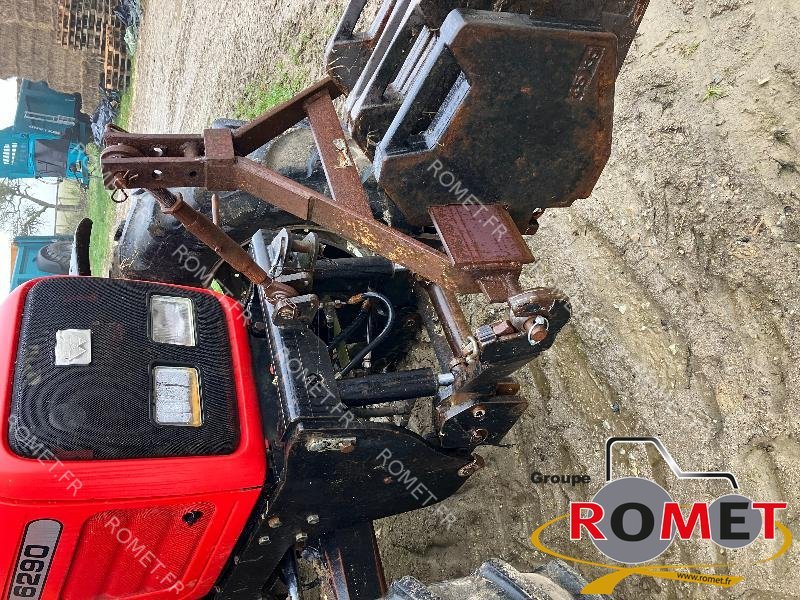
[[0, 179, 57, 209]]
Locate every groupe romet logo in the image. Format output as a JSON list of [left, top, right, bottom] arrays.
[[531, 437, 792, 594]]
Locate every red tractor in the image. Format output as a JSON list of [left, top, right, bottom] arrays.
[[1, 1, 649, 598]]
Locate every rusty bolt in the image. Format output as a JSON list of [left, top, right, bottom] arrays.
[[449, 357, 467, 371], [339, 440, 356, 454], [267, 516, 282, 529], [383, 476, 394, 485], [458, 455, 486, 478], [275, 300, 299, 320], [491, 321, 516, 337], [525, 316, 550, 345], [211, 193, 221, 226], [495, 381, 521, 396], [469, 429, 489, 445], [471, 405, 487, 421], [264, 282, 299, 304]]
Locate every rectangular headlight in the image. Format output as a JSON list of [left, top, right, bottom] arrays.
[[150, 295, 196, 346], [153, 366, 202, 427]]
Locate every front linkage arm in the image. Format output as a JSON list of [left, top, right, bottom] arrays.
[[101, 75, 561, 364]]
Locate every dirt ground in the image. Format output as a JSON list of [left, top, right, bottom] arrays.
[[129, 0, 800, 598]]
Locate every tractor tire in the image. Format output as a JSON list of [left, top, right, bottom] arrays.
[[381, 560, 609, 600], [35, 241, 73, 275]]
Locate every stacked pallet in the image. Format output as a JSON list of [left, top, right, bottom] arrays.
[[56, 0, 130, 91], [57, 0, 105, 50], [104, 19, 129, 90]]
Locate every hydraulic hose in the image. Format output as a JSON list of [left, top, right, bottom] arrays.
[[327, 305, 370, 350], [335, 292, 396, 379]]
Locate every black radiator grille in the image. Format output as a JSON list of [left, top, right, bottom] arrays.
[[9, 278, 240, 460]]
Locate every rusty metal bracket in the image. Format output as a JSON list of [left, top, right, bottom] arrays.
[[102, 77, 540, 298], [101, 1, 655, 308], [304, 91, 372, 217], [429, 204, 533, 302], [149, 188, 298, 303]]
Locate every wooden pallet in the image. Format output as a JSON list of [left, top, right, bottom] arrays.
[[57, 0, 108, 51], [56, 0, 130, 91], [103, 21, 130, 90]]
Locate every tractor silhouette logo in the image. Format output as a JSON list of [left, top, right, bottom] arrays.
[[531, 437, 792, 594]]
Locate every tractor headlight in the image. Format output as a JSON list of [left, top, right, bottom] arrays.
[[153, 366, 202, 427], [150, 295, 197, 346]]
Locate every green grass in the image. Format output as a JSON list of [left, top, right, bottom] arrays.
[[234, 61, 311, 120], [85, 61, 136, 275], [703, 83, 729, 102], [86, 145, 115, 276], [234, 79, 298, 120], [680, 40, 701, 57], [233, 36, 316, 120], [116, 79, 135, 130]]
